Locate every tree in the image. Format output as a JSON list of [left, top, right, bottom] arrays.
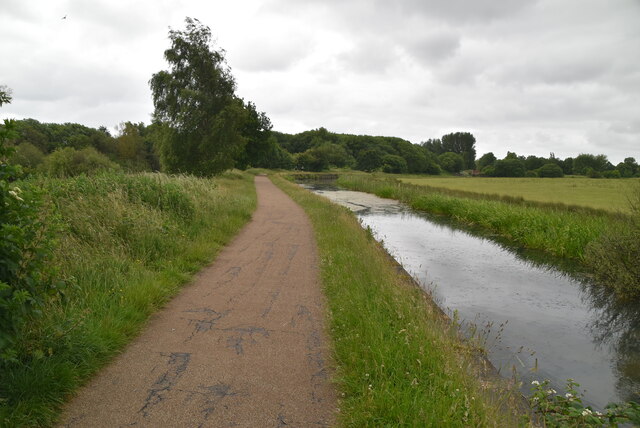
[[356, 149, 383, 172], [537, 163, 564, 178], [381, 154, 408, 174], [441, 132, 476, 170], [573, 153, 610, 175], [149, 18, 246, 176], [438, 152, 464, 173], [476, 152, 496, 170], [491, 158, 526, 177]]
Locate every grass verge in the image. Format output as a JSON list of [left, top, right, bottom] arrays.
[[272, 175, 524, 427], [0, 171, 256, 427]]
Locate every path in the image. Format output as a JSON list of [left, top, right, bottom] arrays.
[[59, 176, 336, 427]]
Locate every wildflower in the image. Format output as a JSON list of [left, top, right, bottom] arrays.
[[582, 409, 592, 416], [565, 393, 573, 401], [546, 389, 556, 395], [531, 380, 540, 386], [8, 189, 23, 202]]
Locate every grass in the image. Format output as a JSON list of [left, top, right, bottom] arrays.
[[399, 176, 640, 214], [272, 175, 524, 427], [0, 171, 256, 427], [337, 174, 621, 261]]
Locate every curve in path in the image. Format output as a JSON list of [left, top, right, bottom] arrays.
[[59, 176, 336, 427]]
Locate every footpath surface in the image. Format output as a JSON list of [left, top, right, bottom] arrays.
[[59, 176, 336, 427]]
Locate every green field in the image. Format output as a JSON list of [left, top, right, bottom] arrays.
[[400, 176, 640, 213]]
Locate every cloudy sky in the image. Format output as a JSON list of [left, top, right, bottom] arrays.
[[1, 0, 639, 163]]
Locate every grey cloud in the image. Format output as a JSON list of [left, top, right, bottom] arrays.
[[403, 30, 460, 64], [231, 35, 313, 72], [338, 38, 399, 74]]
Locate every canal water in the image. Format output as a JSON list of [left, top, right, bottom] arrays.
[[301, 183, 640, 410]]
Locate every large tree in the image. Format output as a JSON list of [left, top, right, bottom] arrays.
[[149, 18, 246, 176]]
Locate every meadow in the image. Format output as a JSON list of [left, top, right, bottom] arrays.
[[400, 176, 640, 213], [0, 172, 256, 427], [273, 175, 523, 426]]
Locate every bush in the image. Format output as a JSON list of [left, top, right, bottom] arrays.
[[13, 143, 45, 172], [538, 163, 564, 178], [41, 146, 120, 177], [525, 170, 538, 178], [0, 120, 58, 362]]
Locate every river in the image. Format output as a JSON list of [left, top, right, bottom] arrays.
[[300, 183, 640, 410]]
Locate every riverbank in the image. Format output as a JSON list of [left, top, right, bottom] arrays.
[[0, 172, 256, 427], [272, 175, 524, 426], [335, 174, 640, 301]]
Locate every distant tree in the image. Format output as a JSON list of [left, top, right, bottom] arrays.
[[524, 155, 547, 172], [235, 101, 276, 169], [561, 157, 574, 175], [476, 152, 496, 170], [295, 150, 327, 172], [381, 154, 408, 174], [356, 149, 383, 172], [422, 138, 443, 154], [573, 153, 610, 175], [616, 157, 638, 178], [150, 17, 246, 176], [491, 158, 526, 177], [441, 132, 476, 170], [13, 143, 45, 171], [0, 85, 11, 106], [537, 163, 564, 178], [438, 152, 464, 173]]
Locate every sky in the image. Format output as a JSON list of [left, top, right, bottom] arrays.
[[1, 0, 639, 163]]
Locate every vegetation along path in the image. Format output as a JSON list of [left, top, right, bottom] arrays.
[[58, 176, 336, 427]]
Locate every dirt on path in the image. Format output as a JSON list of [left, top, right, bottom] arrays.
[[58, 176, 336, 427]]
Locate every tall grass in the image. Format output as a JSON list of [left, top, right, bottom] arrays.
[[0, 171, 256, 427], [338, 174, 619, 260], [272, 175, 524, 427]]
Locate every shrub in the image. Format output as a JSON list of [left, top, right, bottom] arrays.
[[41, 146, 120, 177], [538, 163, 564, 178], [0, 120, 58, 362], [525, 170, 538, 178], [13, 143, 45, 172]]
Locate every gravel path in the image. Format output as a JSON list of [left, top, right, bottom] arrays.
[[59, 176, 336, 427]]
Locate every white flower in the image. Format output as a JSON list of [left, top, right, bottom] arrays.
[[8, 189, 23, 202], [547, 389, 557, 395], [531, 380, 540, 386], [595, 411, 602, 416], [582, 409, 592, 416]]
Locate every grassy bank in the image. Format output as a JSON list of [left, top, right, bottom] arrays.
[[400, 176, 640, 214], [0, 172, 256, 427], [272, 175, 523, 426], [338, 174, 620, 260]]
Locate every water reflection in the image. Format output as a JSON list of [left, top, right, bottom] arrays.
[[301, 182, 640, 408]]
